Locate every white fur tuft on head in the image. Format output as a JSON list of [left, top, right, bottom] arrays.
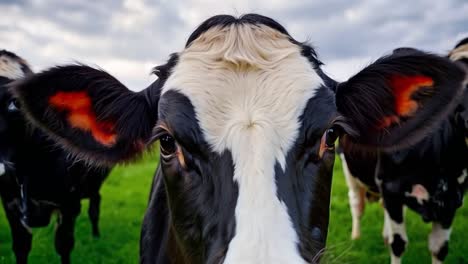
[[0, 52, 31, 80]]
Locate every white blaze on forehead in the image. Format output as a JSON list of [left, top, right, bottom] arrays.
[[0, 55, 27, 80], [162, 24, 323, 263]]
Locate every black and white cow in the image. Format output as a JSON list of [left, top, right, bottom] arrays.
[[339, 38, 468, 264], [9, 15, 467, 263], [0, 50, 111, 264]]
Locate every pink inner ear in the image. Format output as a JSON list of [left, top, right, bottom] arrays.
[[378, 75, 434, 129], [49, 91, 117, 146]]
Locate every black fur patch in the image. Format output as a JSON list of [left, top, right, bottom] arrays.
[[0, 76, 11, 86], [435, 241, 449, 261], [144, 91, 239, 262], [186, 14, 291, 47], [152, 53, 179, 81], [157, 90, 207, 154], [454, 37, 468, 48], [391, 234, 406, 257]]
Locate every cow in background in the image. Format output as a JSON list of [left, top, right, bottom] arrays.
[[0, 50, 111, 264], [339, 38, 468, 264]]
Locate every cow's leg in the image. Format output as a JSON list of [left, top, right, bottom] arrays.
[[1, 190, 32, 264], [88, 192, 101, 237], [55, 202, 80, 264], [340, 153, 365, 240], [384, 201, 407, 264], [428, 222, 451, 264], [5, 207, 32, 264], [382, 208, 391, 244]]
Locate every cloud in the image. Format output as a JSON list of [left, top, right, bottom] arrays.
[[1, 0, 467, 88]]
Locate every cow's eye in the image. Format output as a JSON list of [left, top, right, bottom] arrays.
[[7, 99, 19, 112], [160, 134, 177, 157], [325, 127, 339, 148]]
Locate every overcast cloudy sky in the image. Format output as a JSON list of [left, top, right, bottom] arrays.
[[1, 0, 467, 90]]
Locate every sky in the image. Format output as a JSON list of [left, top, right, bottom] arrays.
[[1, 0, 467, 91]]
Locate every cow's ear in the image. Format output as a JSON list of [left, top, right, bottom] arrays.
[[11, 65, 159, 165], [336, 51, 467, 151]]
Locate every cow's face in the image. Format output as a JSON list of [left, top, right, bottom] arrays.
[[155, 19, 337, 262], [0, 78, 18, 163], [0, 50, 32, 190], [0, 50, 32, 162], [11, 14, 467, 263], [0, 51, 53, 228]]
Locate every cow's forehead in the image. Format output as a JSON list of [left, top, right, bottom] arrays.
[[161, 24, 323, 153], [159, 23, 323, 263]]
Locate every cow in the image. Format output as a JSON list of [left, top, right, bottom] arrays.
[[339, 37, 468, 264], [9, 14, 467, 264], [0, 50, 111, 264]]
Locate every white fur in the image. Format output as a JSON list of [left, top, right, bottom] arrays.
[[162, 24, 322, 264], [386, 209, 407, 264], [449, 44, 468, 61], [0, 55, 26, 79], [390, 254, 401, 264], [431, 256, 442, 264], [340, 153, 364, 240], [383, 209, 391, 243], [388, 216, 407, 243], [458, 169, 467, 184], [450, 50, 468, 61], [429, 223, 451, 264], [0, 163, 5, 176], [391, 255, 402, 264]]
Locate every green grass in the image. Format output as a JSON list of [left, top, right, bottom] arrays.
[[0, 153, 467, 263]]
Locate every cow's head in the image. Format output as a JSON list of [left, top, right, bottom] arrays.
[[11, 14, 467, 263], [450, 38, 468, 137], [0, 50, 32, 164], [0, 50, 52, 226], [0, 50, 62, 227]]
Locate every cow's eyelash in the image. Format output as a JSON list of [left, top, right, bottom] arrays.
[[151, 126, 173, 143]]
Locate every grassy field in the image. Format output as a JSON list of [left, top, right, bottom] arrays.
[[0, 152, 467, 263]]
